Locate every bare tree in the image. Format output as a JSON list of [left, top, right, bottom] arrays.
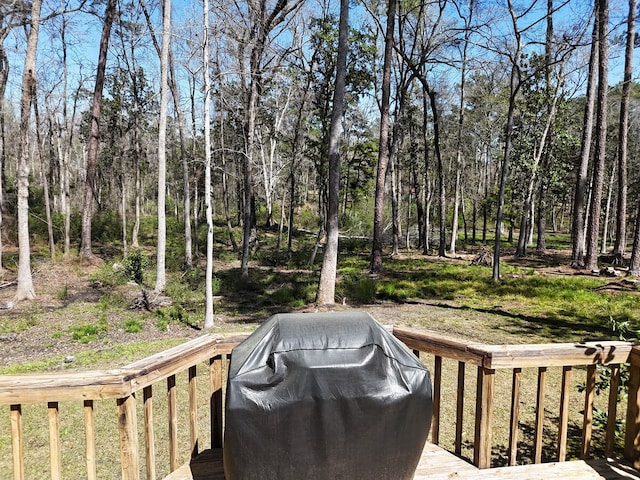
[[612, 0, 635, 262], [584, 0, 608, 272], [370, 0, 396, 273], [80, 0, 117, 258], [316, 0, 348, 304], [203, 0, 214, 328], [154, 0, 171, 294], [570, 5, 598, 268], [236, 0, 303, 278], [14, 0, 42, 301]]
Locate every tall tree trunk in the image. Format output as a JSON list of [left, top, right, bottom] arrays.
[[80, 0, 117, 258], [629, 205, 640, 276], [15, 0, 41, 301], [316, 0, 348, 305], [602, 163, 615, 253], [427, 88, 446, 257], [155, 0, 171, 294], [570, 6, 598, 268], [203, 0, 214, 328], [536, 0, 554, 254], [32, 88, 55, 260], [370, 0, 396, 273], [0, 35, 7, 273], [493, 58, 519, 280], [585, 0, 609, 272], [449, 0, 474, 256], [613, 0, 635, 261]]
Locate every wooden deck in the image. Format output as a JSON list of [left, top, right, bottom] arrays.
[[164, 442, 640, 480]]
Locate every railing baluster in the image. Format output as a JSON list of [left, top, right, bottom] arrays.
[[557, 366, 572, 461], [11, 404, 24, 480], [48, 401, 61, 480], [210, 356, 223, 449], [431, 356, 442, 444], [474, 366, 495, 469], [508, 368, 521, 466], [167, 374, 178, 471], [454, 361, 465, 455], [189, 365, 198, 458], [624, 352, 640, 465], [143, 386, 156, 480], [533, 366, 547, 463], [605, 364, 620, 458], [581, 364, 596, 459], [84, 400, 96, 480], [117, 395, 140, 480]]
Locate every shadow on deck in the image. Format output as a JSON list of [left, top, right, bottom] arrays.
[[164, 442, 640, 480]]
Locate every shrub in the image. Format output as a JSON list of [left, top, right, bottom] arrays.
[[123, 249, 148, 285]]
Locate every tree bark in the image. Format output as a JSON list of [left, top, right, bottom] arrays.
[[80, 0, 116, 258], [584, 0, 608, 272], [570, 6, 598, 268], [203, 0, 214, 328], [316, 0, 348, 305], [154, 0, 171, 294], [613, 0, 635, 260], [15, 0, 41, 301], [370, 0, 396, 273]]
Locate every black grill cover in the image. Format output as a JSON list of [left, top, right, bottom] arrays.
[[223, 311, 432, 480]]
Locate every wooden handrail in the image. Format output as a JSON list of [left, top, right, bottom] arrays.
[[394, 326, 636, 469], [0, 334, 246, 405], [1, 333, 247, 480]]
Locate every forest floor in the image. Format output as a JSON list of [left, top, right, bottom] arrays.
[[0, 246, 634, 371]]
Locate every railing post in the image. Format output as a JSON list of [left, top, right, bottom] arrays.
[[117, 394, 140, 480], [10, 404, 24, 480], [48, 401, 62, 480], [625, 349, 640, 466], [431, 356, 442, 444], [210, 355, 223, 449], [474, 366, 495, 469]]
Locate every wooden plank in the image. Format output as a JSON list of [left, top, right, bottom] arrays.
[[168, 375, 178, 472], [0, 371, 130, 404], [482, 341, 632, 369], [472, 460, 606, 479], [455, 361, 465, 455], [393, 327, 486, 365], [11, 404, 24, 480], [431, 355, 442, 444], [117, 395, 140, 480], [624, 353, 640, 464], [606, 365, 621, 458], [508, 368, 521, 466], [48, 401, 62, 480], [189, 366, 198, 458], [534, 367, 547, 464], [557, 366, 572, 461], [143, 386, 156, 480], [84, 400, 97, 480], [474, 367, 495, 469], [0, 334, 247, 406], [210, 357, 223, 449], [582, 364, 596, 459]]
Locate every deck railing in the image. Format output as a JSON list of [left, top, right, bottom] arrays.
[[0, 334, 245, 480], [2, 327, 640, 478], [393, 327, 639, 469]]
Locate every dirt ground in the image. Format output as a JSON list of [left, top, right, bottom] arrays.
[[0, 248, 630, 369]]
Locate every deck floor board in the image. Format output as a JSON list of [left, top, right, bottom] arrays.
[[162, 442, 640, 480]]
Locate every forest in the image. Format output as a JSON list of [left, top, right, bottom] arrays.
[[1, 0, 639, 328]]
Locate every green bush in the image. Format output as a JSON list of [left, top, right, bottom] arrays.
[[123, 249, 148, 285]]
